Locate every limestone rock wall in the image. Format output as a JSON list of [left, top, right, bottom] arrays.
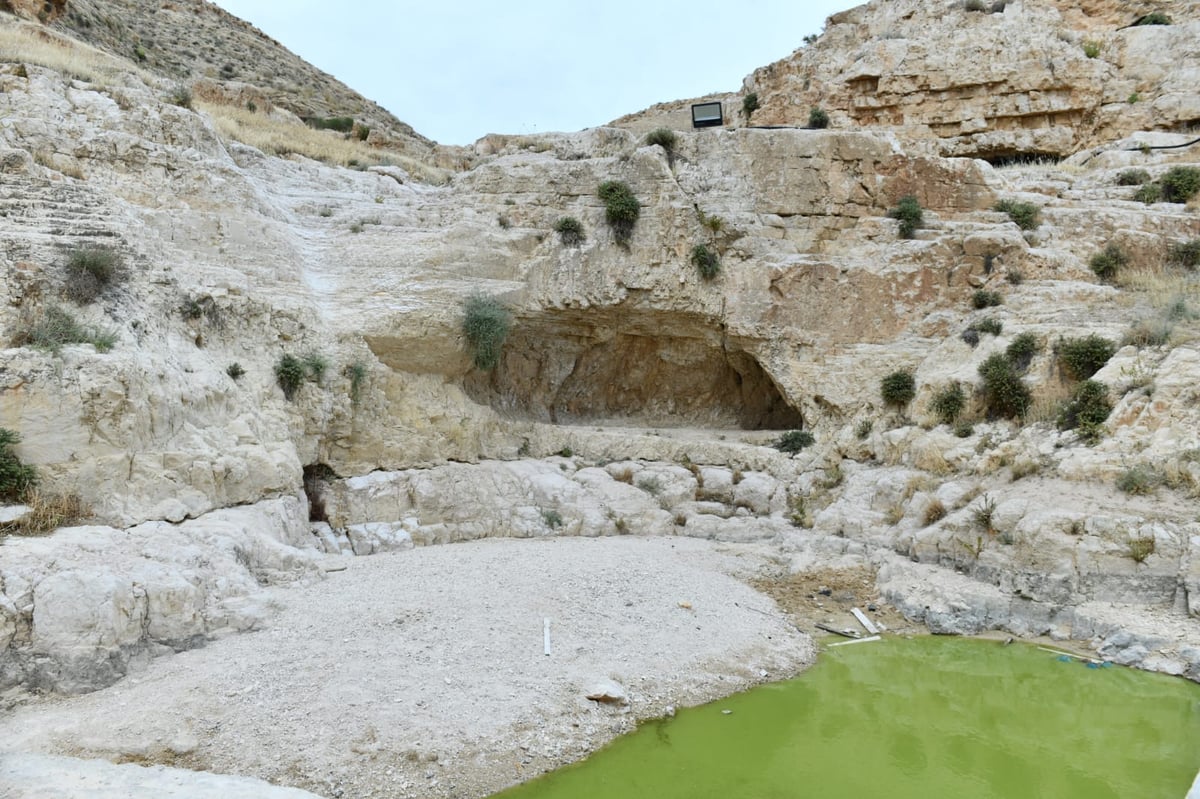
[[2, 44, 1198, 526], [0, 496, 316, 693], [619, 0, 1200, 161]]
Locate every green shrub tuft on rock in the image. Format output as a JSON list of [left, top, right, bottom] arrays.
[[462, 294, 512, 371], [881, 369, 916, 407], [993, 199, 1040, 230], [0, 429, 38, 502], [887, 196, 923, 239], [1056, 379, 1111, 442], [63, 244, 123, 305], [930, 383, 965, 425], [552, 216, 585, 247], [971, 290, 1003, 310], [1057, 335, 1116, 380], [1089, 243, 1129, 283], [1005, 332, 1040, 371], [275, 354, 306, 400], [691, 243, 720, 280], [774, 430, 814, 454], [978, 354, 1031, 419], [598, 181, 640, 247]]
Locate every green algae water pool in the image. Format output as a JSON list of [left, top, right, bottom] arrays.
[[493, 637, 1200, 799]]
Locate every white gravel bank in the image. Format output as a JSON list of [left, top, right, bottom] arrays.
[[1, 536, 813, 799]]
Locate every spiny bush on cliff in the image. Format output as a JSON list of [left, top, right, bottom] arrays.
[[1167, 239, 1200, 270], [307, 116, 355, 133], [1133, 182, 1162, 204], [1134, 12, 1171, 25], [881, 369, 916, 408], [742, 92, 760, 120], [1089, 243, 1129, 283], [808, 107, 830, 129], [0, 428, 38, 502], [1056, 379, 1112, 442], [1116, 464, 1163, 495], [598, 181, 640, 247], [645, 128, 678, 163], [887, 196, 923, 239], [63, 244, 124, 305], [774, 430, 814, 454], [18, 306, 116, 353], [552, 216, 585, 247], [1056, 335, 1116, 380], [301, 352, 329, 382], [273, 351, 330, 400], [1135, 167, 1200, 205], [994, 199, 1040, 230], [1116, 169, 1151, 187], [165, 84, 192, 109], [1005, 332, 1041, 372], [463, 293, 512, 371], [978, 354, 1031, 419], [971, 289, 1003, 310], [1160, 167, 1200, 203], [345, 361, 368, 405], [930, 383, 965, 425], [691, 243, 721, 280], [275, 354, 307, 400]]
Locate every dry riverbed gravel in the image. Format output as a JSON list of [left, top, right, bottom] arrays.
[[0, 536, 815, 799]]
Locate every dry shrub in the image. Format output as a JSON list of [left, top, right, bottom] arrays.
[[0, 490, 85, 536], [1010, 458, 1041, 481], [922, 497, 947, 526], [197, 100, 448, 183], [0, 23, 145, 84], [913, 444, 952, 475], [611, 465, 635, 484]]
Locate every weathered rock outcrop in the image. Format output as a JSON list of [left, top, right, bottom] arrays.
[[620, 0, 1200, 161], [1, 0, 1199, 744], [0, 0, 64, 23], [42, 0, 444, 166], [0, 496, 316, 693]]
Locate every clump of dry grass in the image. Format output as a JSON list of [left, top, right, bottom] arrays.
[[922, 497, 947, 526], [0, 490, 86, 537], [197, 100, 448, 183], [0, 23, 144, 85]]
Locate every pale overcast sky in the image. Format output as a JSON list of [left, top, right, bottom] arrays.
[[210, 1, 854, 145]]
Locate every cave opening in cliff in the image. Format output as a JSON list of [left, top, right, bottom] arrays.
[[463, 308, 804, 431], [302, 463, 337, 523], [975, 151, 1064, 168]]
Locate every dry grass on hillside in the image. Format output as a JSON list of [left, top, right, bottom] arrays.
[[0, 22, 142, 85], [198, 100, 448, 184]]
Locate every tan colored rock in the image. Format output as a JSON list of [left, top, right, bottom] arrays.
[[0, 0, 65, 23], [618, 1, 1200, 161]]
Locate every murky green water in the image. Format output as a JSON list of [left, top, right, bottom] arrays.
[[493, 637, 1200, 799]]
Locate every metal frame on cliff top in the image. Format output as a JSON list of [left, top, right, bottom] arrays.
[[691, 102, 724, 128]]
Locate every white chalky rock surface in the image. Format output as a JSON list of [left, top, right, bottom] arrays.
[[1, 536, 814, 799]]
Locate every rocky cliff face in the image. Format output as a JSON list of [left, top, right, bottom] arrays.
[[48, 0, 446, 167], [622, 0, 1200, 162], [1, 0, 1199, 781]]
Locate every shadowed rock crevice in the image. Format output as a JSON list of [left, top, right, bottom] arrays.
[[463, 308, 803, 430], [975, 150, 1065, 167]]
